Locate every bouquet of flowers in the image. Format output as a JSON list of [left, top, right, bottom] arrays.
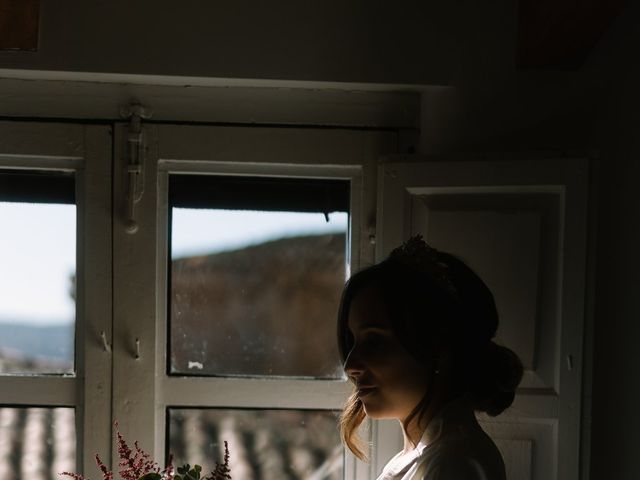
[[60, 423, 231, 480]]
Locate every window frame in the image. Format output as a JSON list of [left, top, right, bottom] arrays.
[[112, 123, 396, 479], [0, 122, 113, 477], [0, 120, 397, 479]]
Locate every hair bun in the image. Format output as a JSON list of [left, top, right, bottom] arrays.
[[470, 341, 523, 416]]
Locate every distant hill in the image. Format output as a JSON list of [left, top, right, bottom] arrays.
[[0, 232, 347, 378], [171, 232, 347, 378], [0, 321, 74, 362]]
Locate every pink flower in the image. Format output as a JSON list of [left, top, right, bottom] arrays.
[[60, 421, 230, 480]]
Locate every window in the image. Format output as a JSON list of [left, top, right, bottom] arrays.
[[168, 174, 350, 379], [0, 123, 112, 479], [111, 124, 390, 480], [1, 122, 391, 479], [168, 408, 342, 479], [0, 170, 76, 375], [0, 170, 77, 477], [166, 174, 349, 478]]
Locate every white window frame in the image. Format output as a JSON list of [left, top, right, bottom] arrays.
[[0, 121, 113, 477], [111, 123, 397, 480], [0, 119, 399, 479]]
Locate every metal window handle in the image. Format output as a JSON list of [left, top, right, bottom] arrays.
[[135, 337, 141, 360], [120, 103, 152, 234], [100, 331, 112, 353]]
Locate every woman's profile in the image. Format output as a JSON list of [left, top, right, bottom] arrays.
[[337, 235, 523, 480]]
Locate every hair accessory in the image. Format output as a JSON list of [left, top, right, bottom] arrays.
[[388, 235, 459, 299]]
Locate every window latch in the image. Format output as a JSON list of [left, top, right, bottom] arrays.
[[120, 103, 152, 234]]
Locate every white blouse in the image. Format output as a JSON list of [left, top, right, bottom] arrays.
[[375, 397, 506, 480]]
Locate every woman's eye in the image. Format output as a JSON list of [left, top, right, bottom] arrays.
[[362, 331, 386, 346]]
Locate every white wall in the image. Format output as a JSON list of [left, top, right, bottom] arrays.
[[0, 0, 453, 85]]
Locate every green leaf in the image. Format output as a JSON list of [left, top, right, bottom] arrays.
[[138, 474, 162, 480], [174, 476, 182, 480]]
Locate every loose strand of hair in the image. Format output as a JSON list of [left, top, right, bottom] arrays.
[[339, 391, 368, 461]]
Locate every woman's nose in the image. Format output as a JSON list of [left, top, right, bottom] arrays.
[[343, 346, 364, 378]]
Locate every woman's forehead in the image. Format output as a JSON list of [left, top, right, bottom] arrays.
[[347, 285, 392, 330]]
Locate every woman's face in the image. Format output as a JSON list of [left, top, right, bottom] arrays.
[[344, 284, 431, 422]]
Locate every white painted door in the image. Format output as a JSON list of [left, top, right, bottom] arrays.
[[375, 159, 590, 480]]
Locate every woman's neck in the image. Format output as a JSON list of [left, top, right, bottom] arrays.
[[401, 419, 425, 452], [400, 399, 443, 452], [400, 384, 462, 452]]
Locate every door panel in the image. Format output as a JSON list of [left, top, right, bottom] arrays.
[[412, 190, 561, 392], [376, 159, 589, 480]]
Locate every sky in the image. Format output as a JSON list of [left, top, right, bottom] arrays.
[[0, 202, 347, 326]]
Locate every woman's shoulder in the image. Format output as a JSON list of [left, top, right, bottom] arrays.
[[418, 429, 506, 480], [414, 396, 506, 480]]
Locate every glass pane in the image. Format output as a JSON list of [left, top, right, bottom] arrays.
[[0, 407, 76, 480], [0, 201, 76, 375], [170, 207, 348, 379], [168, 408, 342, 480]]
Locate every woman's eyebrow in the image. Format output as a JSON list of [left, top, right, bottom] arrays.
[[359, 322, 390, 331]]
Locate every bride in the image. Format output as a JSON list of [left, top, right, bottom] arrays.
[[337, 236, 522, 480]]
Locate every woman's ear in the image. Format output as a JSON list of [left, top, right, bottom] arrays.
[[433, 344, 454, 376]]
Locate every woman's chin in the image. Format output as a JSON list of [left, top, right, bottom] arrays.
[[360, 395, 389, 419]]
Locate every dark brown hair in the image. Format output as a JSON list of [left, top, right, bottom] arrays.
[[337, 251, 523, 460]]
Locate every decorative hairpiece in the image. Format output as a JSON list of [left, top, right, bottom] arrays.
[[388, 235, 459, 299]]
